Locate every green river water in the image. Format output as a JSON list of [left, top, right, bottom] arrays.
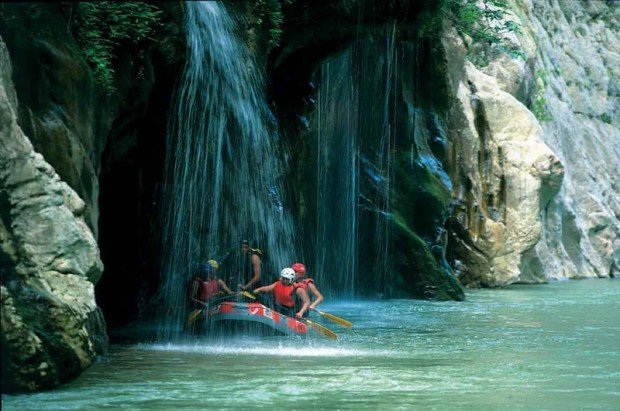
[[3, 279, 619, 410]]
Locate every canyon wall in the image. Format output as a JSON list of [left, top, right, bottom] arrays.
[[445, 0, 619, 286], [0, 37, 106, 392]]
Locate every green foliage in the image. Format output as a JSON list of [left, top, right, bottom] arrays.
[[446, 0, 525, 66], [247, 0, 293, 52], [533, 69, 550, 121], [600, 113, 612, 124], [69, 2, 162, 94]]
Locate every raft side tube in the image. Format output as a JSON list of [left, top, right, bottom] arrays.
[[206, 302, 308, 336]]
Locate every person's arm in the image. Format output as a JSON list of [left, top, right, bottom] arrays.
[[217, 279, 234, 295], [253, 281, 276, 294], [295, 287, 310, 319], [242, 254, 262, 290], [308, 283, 324, 310]]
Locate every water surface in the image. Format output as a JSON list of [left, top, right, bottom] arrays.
[[4, 279, 619, 410]]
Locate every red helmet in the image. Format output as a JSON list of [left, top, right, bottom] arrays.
[[291, 262, 306, 276]]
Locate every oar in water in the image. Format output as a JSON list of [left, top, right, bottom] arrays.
[[311, 308, 352, 328], [185, 298, 209, 326], [304, 318, 338, 340], [186, 309, 203, 326]]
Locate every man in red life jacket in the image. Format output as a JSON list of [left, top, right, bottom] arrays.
[[291, 262, 324, 312], [253, 268, 310, 319], [188, 260, 234, 305]]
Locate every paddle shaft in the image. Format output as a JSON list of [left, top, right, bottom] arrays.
[[304, 318, 338, 340], [311, 308, 353, 328]]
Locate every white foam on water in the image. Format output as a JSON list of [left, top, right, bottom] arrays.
[[136, 342, 393, 357]]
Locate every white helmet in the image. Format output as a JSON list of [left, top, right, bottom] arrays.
[[280, 267, 295, 281]]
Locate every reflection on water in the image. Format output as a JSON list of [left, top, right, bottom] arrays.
[[3, 279, 619, 410]]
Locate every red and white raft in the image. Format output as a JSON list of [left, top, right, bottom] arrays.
[[204, 301, 308, 337]]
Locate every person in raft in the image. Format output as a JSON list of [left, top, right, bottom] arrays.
[[291, 262, 323, 314], [188, 260, 235, 305], [237, 239, 263, 291], [252, 268, 310, 319]]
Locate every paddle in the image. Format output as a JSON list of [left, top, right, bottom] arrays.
[[311, 308, 352, 328], [304, 319, 338, 340], [242, 290, 258, 300], [186, 308, 203, 326], [185, 298, 210, 327]]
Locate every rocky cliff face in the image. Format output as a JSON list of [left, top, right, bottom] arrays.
[[0, 2, 183, 392], [445, 50, 563, 287], [0, 37, 106, 392], [444, 0, 619, 286], [0, 3, 185, 330], [525, 0, 619, 280], [0, 4, 109, 236]]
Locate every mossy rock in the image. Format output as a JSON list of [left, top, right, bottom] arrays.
[[389, 151, 464, 301]]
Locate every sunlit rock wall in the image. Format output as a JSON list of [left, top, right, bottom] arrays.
[[0, 37, 106, 393], [522, 0, 619, 280], [445, 0, 619, 285], [444, 37, 562, 286]]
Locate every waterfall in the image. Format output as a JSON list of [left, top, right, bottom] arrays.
[[312, 26, 399, 297], [311, 24, 452, 298], [314, 47, 360, 297], [158, 1, 294, 340]]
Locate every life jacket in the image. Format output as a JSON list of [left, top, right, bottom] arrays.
[[273, 280, 295, 308], [294, 278, 315, 291], [199, 278, 220, 301]]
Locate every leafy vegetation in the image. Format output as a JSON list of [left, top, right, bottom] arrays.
[[63, 2, 163, 94], [600, 113, 612, 124], [533, 69, 550, 121], [446, 0, 525, 66], [246, 0, 294, 53]]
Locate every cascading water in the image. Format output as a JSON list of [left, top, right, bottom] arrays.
[[158, 1, 294, 340], [311, 27, 398, 297], [310, 25, 453, 298], [314, 47, 361, 297]]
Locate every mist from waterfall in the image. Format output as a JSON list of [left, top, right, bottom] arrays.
[[158, 1, 294, 340]]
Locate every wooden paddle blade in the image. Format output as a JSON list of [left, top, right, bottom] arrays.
[[242, 291, 257, 300], [186, 309, 203, 326], [317, 310, 353, 328], [306, 319, 338, 340]]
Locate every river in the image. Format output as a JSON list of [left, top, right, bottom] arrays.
[[3, 279, 619, 410]]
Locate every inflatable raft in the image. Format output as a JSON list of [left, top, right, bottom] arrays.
[[204, 301, 308, 336]]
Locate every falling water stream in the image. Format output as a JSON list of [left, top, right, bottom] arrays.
[[312, 28, 400, 297], [311, 25, 453, 298], [158, 2, 294, 340]]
